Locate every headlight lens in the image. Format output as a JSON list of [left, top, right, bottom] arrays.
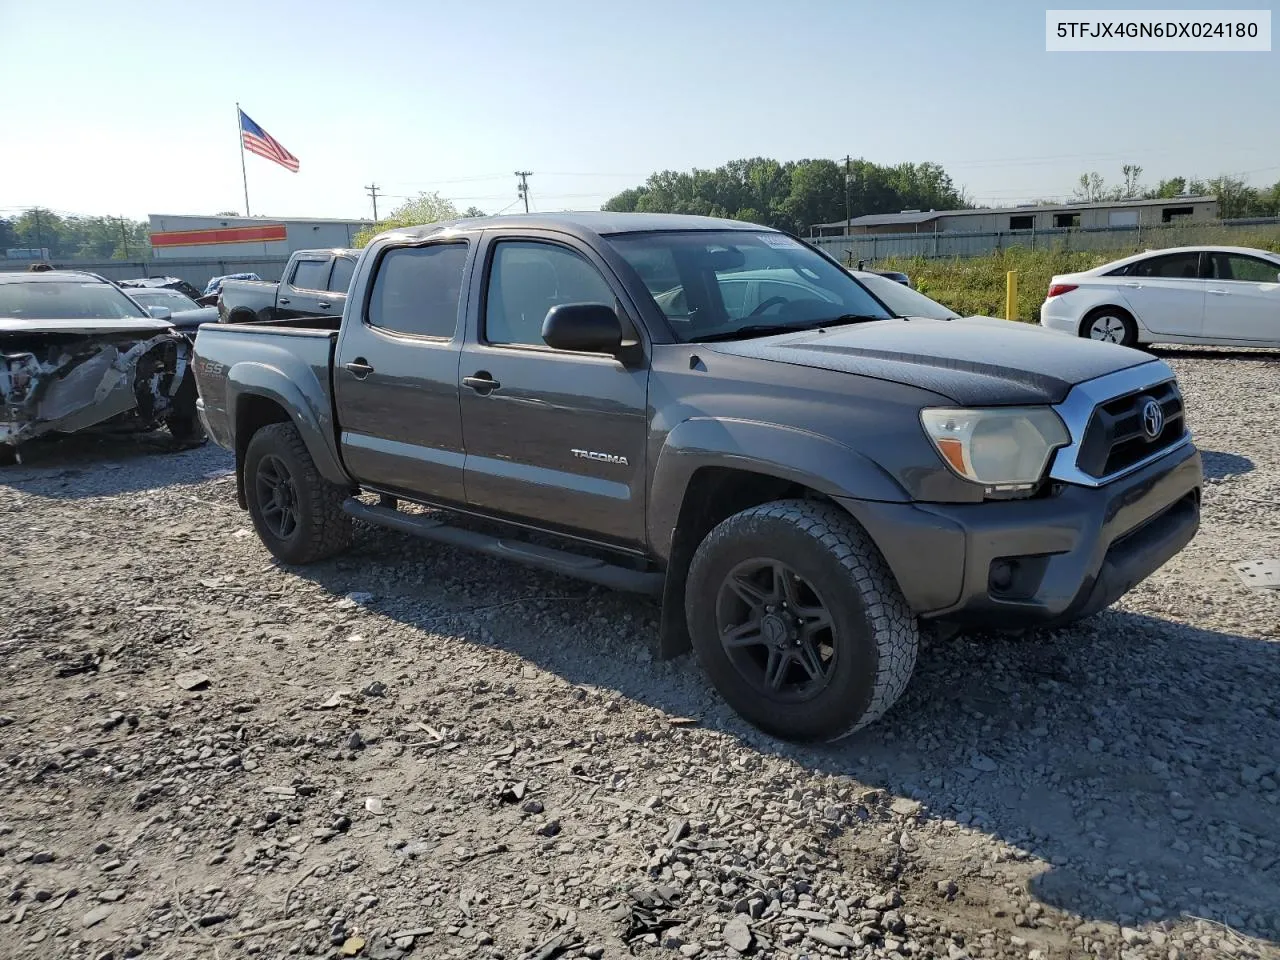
[[920, 407, 1070, 491]]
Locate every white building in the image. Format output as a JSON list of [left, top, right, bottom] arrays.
[[148, 214, 373, 259]]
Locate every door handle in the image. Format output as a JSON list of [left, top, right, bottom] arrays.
[[317, 300, 331, 308], [344, 358, 374, 379], [278, 296, 291, 305], [1207, 289, 1227, 295], [463, 372, 500, 394], [1120, 282, 1142, 288]]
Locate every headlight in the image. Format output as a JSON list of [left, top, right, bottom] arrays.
[[920, 407, 1070, 492]]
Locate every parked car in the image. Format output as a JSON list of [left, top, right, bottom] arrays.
[[0, 271, 202, 464], [1040, 245, 1280, 347], [217, 249, 357, 324], [193, 213, 1201, 742], [118, 276, 205, 302], [123, 287, 218, 337]]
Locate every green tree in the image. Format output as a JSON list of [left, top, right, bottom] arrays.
[[1073, 172, 1108, 202], [353, 191, 459, 247], [602, 156, 969, 234], [462, 206, 487, 218]]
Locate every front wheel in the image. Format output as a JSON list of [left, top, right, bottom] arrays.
[[244, 422, 352, 564], [686, 499, 919, 742]]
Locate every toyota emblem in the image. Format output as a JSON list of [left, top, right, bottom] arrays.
[[1141, 398, 1165, 439]]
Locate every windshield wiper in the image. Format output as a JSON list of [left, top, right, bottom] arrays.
[[688, 314, 889, 344], [688, 324, 805, 343]]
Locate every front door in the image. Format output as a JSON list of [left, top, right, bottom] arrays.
[[334, 240, 474, 502], [1205, 251, 1280, 343], [1118, 250, 1206, 337], [458, 235, 649, 547]]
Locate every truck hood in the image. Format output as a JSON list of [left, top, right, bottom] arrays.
[[0, 317, 176, 337], [703, 315, 1151, 406]]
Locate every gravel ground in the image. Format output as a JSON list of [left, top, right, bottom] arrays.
[[1, 349, 1278, 960]]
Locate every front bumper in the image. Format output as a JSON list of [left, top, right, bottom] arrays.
[[841, 442, 1202, 628]]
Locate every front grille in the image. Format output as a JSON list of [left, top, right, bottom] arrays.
[[1076, 380, 1185, 479]]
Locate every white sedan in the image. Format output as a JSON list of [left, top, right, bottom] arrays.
[[1040, 245, 1280, 348]]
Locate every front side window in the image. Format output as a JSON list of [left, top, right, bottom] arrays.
[[484, 241, 614, 346], [0, 280, 148, 320], [367, 243, 468, 338], [290, 258, 330, 291], [609, 231, 891, 342], [1212, 253, 1280, 284], [328, 257, 356, 293], [1130, 253, 1201, 279]]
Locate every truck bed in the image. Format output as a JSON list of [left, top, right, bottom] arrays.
[[191, 318, 339, 455]]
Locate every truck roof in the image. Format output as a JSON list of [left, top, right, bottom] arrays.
[[395, 211, 776, 240]]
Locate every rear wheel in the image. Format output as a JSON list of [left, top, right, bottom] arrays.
[[1081, 307, 1137, 347], [244, 422, 352, 564], [686, 499, 919, 742]]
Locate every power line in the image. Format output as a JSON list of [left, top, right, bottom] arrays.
[[365, 183, 381, 221], [514, 171, 533, 214]]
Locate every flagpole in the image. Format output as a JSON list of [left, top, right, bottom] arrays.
[[236, 102, 251, 217]]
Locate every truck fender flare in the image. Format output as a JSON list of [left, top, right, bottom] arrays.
[[226, 361, 349, 487], [647, 417, 909, 561]]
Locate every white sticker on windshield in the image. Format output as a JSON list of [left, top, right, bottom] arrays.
[[759, 234, 802, 249]]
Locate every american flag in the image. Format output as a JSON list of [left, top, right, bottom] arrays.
[[239, 109, 300, 173]]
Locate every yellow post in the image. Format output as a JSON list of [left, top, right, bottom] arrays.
[[1005, 270, 1018, 321]]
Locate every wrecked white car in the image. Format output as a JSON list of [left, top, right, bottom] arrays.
[[0, 271, 202, 465]]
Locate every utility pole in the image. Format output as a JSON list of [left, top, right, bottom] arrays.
[[117, 217, 130, 259], [365, 183, 381, 222], [844, 155, 852, 237], [514, 171, 532, 213], [33, 207, 44, 254]]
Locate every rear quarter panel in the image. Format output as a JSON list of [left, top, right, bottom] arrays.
[[192, 324, 346, 483]]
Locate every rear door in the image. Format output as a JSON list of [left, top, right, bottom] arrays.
[[1114, 251, 1206, 337], [458, 231, 650, 547], [1205, 251, 1280, 343], [277, 255, 332, 319], [333, 240, 474, 501], [319, 255, 357, 319]]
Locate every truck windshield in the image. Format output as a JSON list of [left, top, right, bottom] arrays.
[[0, 280, 150, 321], [608, 230, 892, 342]]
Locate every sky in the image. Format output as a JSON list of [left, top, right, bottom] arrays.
[[1, 0, 1276, 223]]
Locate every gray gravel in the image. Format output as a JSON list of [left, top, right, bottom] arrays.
[[1, 349, 1278, 960]]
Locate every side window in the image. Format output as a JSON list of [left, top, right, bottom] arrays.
[[367, 243, 468, 338], [1130, 253, 1200, 279], [290, 258, 330, 291], [328, 256, 356, 293], [1214, 254, 1280, 283], [485, 241, 614, 346]]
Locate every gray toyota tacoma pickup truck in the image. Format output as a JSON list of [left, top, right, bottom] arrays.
[[191, 213, 1202, 742]]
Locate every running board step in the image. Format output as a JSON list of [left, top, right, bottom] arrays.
[[343, 499, 664, 595]]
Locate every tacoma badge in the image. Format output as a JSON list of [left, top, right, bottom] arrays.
[[572, 448, 629, 466]]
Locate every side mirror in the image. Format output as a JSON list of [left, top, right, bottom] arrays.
[[542, 303, 624, 356], [147, 305, 172, 320]]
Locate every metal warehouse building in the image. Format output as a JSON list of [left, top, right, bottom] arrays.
[[148, 214, 374, 259], [812, 195, 1219, 237]]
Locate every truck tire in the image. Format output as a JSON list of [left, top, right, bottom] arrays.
[[244, 422, 352, 564], [0, 444, 16, 467], [685, 499, 918, 742]]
